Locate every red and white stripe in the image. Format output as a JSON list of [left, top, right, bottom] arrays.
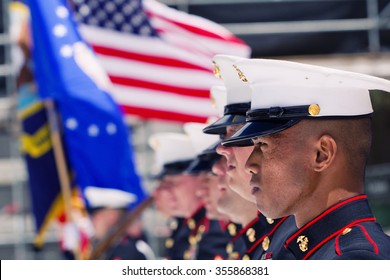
[[79, 0, 251, 123]]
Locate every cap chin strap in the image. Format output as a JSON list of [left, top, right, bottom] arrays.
[[246, 105, 311, 121]]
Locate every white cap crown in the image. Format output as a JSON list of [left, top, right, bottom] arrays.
[[184, 122, 220, 155], [84, 186, 136, 208], [210, 85, 227, 117], [148, 132, 197, 168], [234, 59, 390, 117], [213, 54, 251, 105]]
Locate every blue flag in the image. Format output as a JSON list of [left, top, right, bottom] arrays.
[[27, 0, 147, 210], [18, 83, 65, 247]]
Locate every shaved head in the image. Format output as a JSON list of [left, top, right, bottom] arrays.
[[299, 117, 372, 179]]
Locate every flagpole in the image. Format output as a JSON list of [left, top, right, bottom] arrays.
[[44, 99, 81, 260], [89, 196, 154, 260]]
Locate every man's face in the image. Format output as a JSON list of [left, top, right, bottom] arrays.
[[216, 124, 255, 203], [153, 180, 175, 217], [163, 174, 202, 218], [245, 122, 312, 219], [196, 172, 222, 220], [212, 156, 251, 220]]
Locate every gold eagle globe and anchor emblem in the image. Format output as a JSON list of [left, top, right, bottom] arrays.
[[233, 64, 248, 82], [297, 235, 309, 252], [212, 61, 222, 79]]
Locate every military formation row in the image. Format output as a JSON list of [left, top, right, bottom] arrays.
[[149, 55, 390, 260]]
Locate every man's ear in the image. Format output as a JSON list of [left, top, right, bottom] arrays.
[[313, 135, 337, 172]]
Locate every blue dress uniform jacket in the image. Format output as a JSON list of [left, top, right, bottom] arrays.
[[260, 215, 297, 260], [107, 233, 153, 260], [196, 220, 238, 260], [181, 206, 238, 260], [224, 223, 247, 260], [284, 194, 390, 259], [182, 206, 207, 260], [164, 217, 191, 260], [242, 212, 295, 260]]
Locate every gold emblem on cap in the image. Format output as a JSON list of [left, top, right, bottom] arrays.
[[246, 228, 256, 243], [308, 104, 320, 116], [165, 238, 174, 249], [262, 236, 270, 251], [242, 254, 250, 260], [297, 235, 309, 252], [228, 223, 237, 236], [233, 64, 248, 82], [210, 94, 217, 109], [342, 227, 352, 235], [187, 219, 195, 230], [212, 61, 222, 79], [266, 218, 274, 224]]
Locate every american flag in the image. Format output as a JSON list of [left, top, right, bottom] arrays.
[[71, 0, 251, 123]]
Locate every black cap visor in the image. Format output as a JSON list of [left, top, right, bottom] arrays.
[[150, 160, 193, 180], [186, 153, 221, 174], [203, 114, 246, 134], [222, 119, 301, 147], [200, 140, 220, 156]]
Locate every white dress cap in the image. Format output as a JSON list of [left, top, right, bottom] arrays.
[[204, 55, 250, 134], [183, 122, 220, 155], [84, 186, 136, 208], [210, 85, 227, 118], [213, 54, 251, 105], [222, 58, 390, 147], [234, 58, 390, 117], [148, 132, 197, 169]]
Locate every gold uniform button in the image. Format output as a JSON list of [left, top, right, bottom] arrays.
[[195, 232, 203, 242], [187, 219, 195, 230], [226, 243, 233, 254], [189, 235, 197, 245], [246, 228, 256, 243], [183, 251, 191, 260], [342, 227, 352, 235], [165, 238, 174, 249], [169, 219, 178, 230], [229, 252, 239, 260], [266, 218, 274, 224], [228, 223, 237, 236], [198, 224, 206, 233], [308, 104, 320, 116], [242, 254, 251, 260], [262, 236, 270, 251]]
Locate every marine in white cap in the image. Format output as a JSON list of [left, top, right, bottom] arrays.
[[205, 55, 297, 260], [184, 122, 238, 260], [148, 132, 203, 259], [84, 187, 154, 260], [223, 58, 390, 259]]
